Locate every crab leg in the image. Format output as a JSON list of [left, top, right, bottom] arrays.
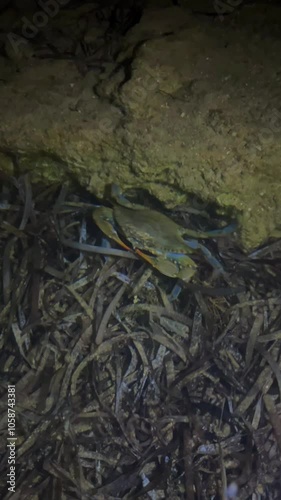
[[180, 222, 237, 240], [184, 239, 225, 273], [134, 248, 181, 277]]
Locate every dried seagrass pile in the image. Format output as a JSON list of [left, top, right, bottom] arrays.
[[0, 176, 281, 499]]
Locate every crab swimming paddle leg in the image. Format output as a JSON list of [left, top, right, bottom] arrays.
[[184, 239, 225, 274]]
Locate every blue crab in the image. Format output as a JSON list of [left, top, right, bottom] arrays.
[[92, 185, 235, 282]]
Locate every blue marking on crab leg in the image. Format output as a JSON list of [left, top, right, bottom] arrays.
[[184, 239, 225, 273], [183, 239, 200, 250], [111, 184, 129, 204], [202, 222, 237, 237], [111, 184, 142, 209], [169, 282, 183, 301]]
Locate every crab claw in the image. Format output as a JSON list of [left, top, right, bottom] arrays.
[[92, 206, 132, 252], [135, 249, 197, 281]]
